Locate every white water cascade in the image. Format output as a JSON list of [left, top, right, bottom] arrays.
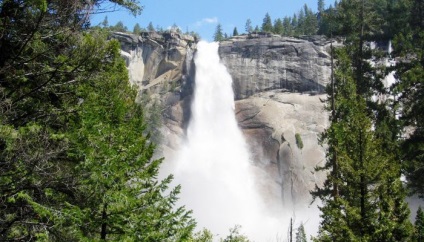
[[166, 41, 287, 241]]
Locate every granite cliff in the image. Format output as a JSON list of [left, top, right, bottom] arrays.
[[113, 32, 332, 208]]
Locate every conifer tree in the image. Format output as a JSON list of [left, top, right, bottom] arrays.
[[133, 23, 142, 34], [147, 21, 155, 31], [214, 24, 224, 41], [274, 18, 284, 35], [67, 35, 195, 240], [262, 12, 273, 32], [393, 0, 424, 198], [283, 17, 293, 36], [233, 27, 239, 36], [318, 0, 325, 13], [312, 1, 414, 236], [0, 1, 195, 240], [245, 19, 253, 33], [312, 46, 412, 242], [295, 223, 307, 242], [416, 207, 424, 242]]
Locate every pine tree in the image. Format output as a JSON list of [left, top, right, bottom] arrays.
[[311, 3, 415, 239], [245, 18, 253, 33], [112, 21, 128, 32], [262, 12, 273, 32], [302, 4, 318, 35], [394, 0, 424, 198], [318, 0, 325, 13], [0, 1, 143, 240], [0, 1, 195, 240], [416, 207, 424, 242], [291, 14, 298, 34], [102, 16, 109, 28], [133, 23, 142, 34], [67, 35, 195, 240], [214, 23, 224, 41], [295, 223, 307, 242], [233, 27, 239, 36], [147, 21, 155, 32], [312, 46, 412, 242], [274, 18, 284, 35], [283, 17, 292, 36]]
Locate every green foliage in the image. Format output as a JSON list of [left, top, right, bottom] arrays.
[[102, 16, 109, 28], [393, 0, 424, 198], [111, 21, 128, 32], [133, 23, 143, 34], [191, 229, 214, 242], [214, 23, 225, 41], [312, 45, 413, 241], [262, 13, 273, 32], [233, 27, 239, 36], [245, 19, 253, 33], [0, 1, 195, 240], [416, 207, 424, 242], [67, 36, 195, 240], [295, 223, 307, 242], [318, 0, 325, 13], [274, 18, 284, 35], [295, 133, 304, 149], [220, 225, 250, 242], [147, 21, 155, 32]]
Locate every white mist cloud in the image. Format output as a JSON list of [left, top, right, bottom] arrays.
[[194, 17, 218, 27]]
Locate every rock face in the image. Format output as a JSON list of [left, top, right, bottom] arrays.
[[235, 91, 328, 207], [111, 31, 196, 98], [219, 34, 331, 206], [219, 34, 332, 99], [115, 32, 331, 208]]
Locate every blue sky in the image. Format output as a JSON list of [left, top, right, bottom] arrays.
[[91, 0, 321, 41]]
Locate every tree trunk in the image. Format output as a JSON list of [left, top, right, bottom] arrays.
[[101, 203, 107, 240]]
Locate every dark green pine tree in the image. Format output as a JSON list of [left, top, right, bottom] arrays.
[[312, 2, 414, 241], [283, 17, 293, 36], [416, 207, 424, 242], [233, 27, 239, 36], [0, 0, 195, 240], [214, 23, 224, 41], [67, 34, 195, 240], [393, 0, 424, 198], [302, 4, 318, 35], [274, 18, 284, 35], [291, 14, 298, 35], [262, 12, 273, 32], [312, 46, 412, 241]]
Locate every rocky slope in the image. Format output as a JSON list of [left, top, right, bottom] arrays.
[[219, 34, 332, 99], [113, 32, 332, 208]]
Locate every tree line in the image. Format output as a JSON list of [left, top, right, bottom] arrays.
[[100, 17, 200, 40]]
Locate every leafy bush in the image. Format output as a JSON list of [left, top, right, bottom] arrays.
[[295, 133, 304, 149]]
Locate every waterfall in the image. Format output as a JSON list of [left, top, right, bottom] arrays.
[[169, 41, 286, 241]]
